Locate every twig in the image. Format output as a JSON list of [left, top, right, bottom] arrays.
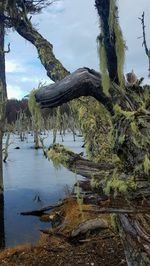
[[139, 12, 150, 76]]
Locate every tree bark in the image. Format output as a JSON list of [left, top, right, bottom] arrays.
[[0, 193, 5, 249], [0, 2, 7, 193], [95, 0, 118, 83], [0, 2, 6, 250], [35, 68, 114, 115]]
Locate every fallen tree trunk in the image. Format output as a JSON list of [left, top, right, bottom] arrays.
[[47, 143, 114, 178]]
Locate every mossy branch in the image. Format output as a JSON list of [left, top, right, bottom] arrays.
[[13, 17, 69, 82]]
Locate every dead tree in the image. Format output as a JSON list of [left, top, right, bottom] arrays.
[[2, 0, 150, 264], [35, 1, 150, 265]]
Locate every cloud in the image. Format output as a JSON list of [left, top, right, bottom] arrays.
[[32, 0, 99, 71], [6, 60, 26, 73], [119, 0, 150, 79], [5, 0, 150, 99], [20, 76, 39, 83], [7, 84, 24, 99]]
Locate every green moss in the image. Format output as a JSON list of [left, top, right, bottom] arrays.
[[118, 134, 125, 144], [90, 176, 100, 189], [104, 169, 136, 196], [108, 0, 125, 86], [74, 181, 83, 206], [28, 89, 42, 127], [47, 144, 70, 169], [71, 97, 113, 162], [143, 155, 150, 175], [114, 24, 125, 86], [112, 154, 121, 164], [114, 104, 134, 119], [110, 214, 118, 231], [130, 121, 138, 134], [142, 86, 150, 108]]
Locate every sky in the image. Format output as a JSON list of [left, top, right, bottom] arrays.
[[5, 0, 150, 99]]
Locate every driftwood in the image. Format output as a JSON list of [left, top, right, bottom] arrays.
[[70, 218, 108, 238]]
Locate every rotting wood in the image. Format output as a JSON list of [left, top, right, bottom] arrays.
[[70, 218, 108, 238]]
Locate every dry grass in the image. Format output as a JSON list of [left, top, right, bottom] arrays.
[[0, 244, 31, 261], [57, 198, 111, 235]]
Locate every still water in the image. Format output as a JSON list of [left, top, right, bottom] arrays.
[[3, 132, 84, 247]]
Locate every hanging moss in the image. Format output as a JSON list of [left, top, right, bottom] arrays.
[[47, 144, 70, 169], [108, 0, 125, 86], [90, 176, 101, 189], [28, 88, 42, 128], [118, 134, 125, 145], [71, 97, 113, 162], [114, 104, 134, 119], [114, 25, 125, 86], [104, 169, 136, 197], [143, 155, 150, 176], [98, 36, 110, 96]]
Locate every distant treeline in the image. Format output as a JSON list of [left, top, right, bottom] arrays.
[[5, 98, 68, 125], [5, 99, 30, 124]]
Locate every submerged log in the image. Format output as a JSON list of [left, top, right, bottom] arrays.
[[20, 201, 63, 216]]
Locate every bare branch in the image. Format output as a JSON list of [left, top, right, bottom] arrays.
[[35, 68, 114, 115], [139, 12, 150, 76]]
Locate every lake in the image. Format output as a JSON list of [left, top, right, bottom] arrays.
[[2, 132, 84, 248]]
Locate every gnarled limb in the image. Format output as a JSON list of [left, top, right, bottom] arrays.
[[35, 68, 114, 115]]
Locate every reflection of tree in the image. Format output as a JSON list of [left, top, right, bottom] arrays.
[[0, 193, 5, 249]]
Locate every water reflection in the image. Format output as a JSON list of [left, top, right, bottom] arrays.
[[0, 193, 5, 249], [2, 133, 83, 247]]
